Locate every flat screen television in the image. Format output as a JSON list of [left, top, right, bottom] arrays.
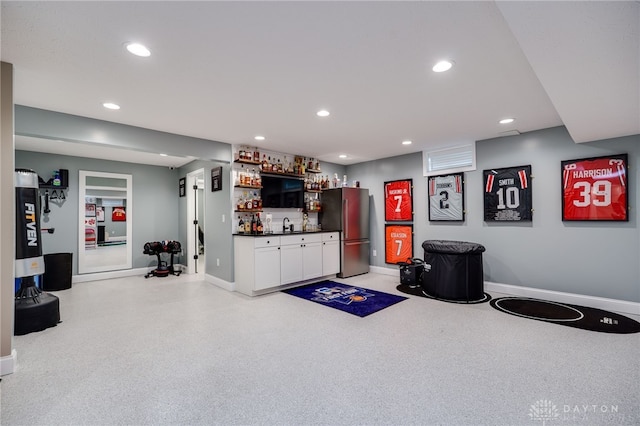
[[261, 175, 304, 209]]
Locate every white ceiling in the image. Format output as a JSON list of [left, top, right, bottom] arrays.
[[2, 1, 638, 166]]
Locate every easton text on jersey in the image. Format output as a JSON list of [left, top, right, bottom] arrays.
[[572, 168, 614, 179]]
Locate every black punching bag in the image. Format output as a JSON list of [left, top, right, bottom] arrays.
[[14, 169, 60, 335], [15, 169, 45, 300]]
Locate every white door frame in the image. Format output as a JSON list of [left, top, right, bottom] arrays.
[[186, 169, 205, 275]]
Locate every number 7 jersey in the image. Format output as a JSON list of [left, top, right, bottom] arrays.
[[562, 155, 628, 221]]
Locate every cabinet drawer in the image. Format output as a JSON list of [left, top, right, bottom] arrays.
[[254, 236, 280, 248], [280, 233, 322, 245], [322, 232, 340, 242]]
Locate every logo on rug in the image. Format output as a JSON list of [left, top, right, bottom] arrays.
[[529, 399, 559, 425], [311, 286, 375, 305]]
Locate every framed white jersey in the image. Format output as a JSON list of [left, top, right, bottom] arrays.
[[561, 154, 628, 221], [484, 165, 532, 222], [428, 173, 464, 221]]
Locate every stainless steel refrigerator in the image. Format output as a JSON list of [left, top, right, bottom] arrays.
[[321, 187, 370, 278]]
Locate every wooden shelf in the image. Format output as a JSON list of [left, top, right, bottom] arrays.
[[235, 185, 262, 189], [260, 171, 304, 179], [235, 209, 263, 213], [305, 189, 322, 194], [234, 159, 261, 165], [307, 169, 322, 174]]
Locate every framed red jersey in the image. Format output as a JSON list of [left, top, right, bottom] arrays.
[[385, 224, 413, 264], [384, 179, 413, 222], [562, 154, 628, 221]]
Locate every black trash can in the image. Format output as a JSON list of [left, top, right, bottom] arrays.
[[421, 240, 485, 302], [43, 252, 73, 291]]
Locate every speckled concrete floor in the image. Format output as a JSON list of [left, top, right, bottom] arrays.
[[1, 273, 639, 425]]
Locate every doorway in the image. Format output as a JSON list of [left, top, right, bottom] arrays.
[[186, 169, 205, 276]]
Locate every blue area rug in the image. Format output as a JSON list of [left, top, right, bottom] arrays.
[[282, 281, 408, 317]]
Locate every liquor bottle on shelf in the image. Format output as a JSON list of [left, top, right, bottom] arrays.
[[238, 216, 244, 234], [253, 147, 260, 162], [256, 213, 263, 234], [245, 192, 253, 210], [252, 192, 259, 210], [244, 215, 251, 234], [261, 154, 269, 171], [251, 214, 257, 234]]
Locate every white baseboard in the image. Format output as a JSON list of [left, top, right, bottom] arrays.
[[485, 281, 640, 316], [0, 349, 17, 376], [368, 265, 639, 316], [205, 274, 235, 292], [72, 267, 148, 283]]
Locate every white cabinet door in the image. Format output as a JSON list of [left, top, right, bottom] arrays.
[[302, 242, 323, 280], [254, 246, 281, 291], [280, 244, 303, 285], [322, 240, 340, 275]]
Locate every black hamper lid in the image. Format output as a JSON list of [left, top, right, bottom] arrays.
[[422, 240, 485, 254]]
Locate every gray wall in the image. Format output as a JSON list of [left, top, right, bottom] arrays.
[[347, 126, 640, 302], [178, 159, 233, 281], [16, 106, 231, 162], [15, 151, 180, 273]]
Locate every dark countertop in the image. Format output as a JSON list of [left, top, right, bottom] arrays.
[[234, 230, 338, 237]]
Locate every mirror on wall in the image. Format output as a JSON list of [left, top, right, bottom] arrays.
[[78, 170, 132, 274]]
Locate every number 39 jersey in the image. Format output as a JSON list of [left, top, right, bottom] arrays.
[[483, 165, 532, 221], [562, 155, 628, 221]]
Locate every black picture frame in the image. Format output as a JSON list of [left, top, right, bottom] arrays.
[[483, 165, 533, 222], [384, 224, 414, 264], [561, 154, 628, 221], [179, 177, 186, 197], [384, 179, 413, 222], [211, 167, 222, 192], [428, 172, 465, 221]]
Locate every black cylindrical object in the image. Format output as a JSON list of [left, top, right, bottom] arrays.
[[15, 169, 44, 278], [43, 253, 73, 291], [421, 240, 485, 302]]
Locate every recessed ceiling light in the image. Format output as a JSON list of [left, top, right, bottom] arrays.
[[254, 136, 265, 141], [317, 110, 330, 117], [402, 140, 412, 145], [103, 102, 120, 110], [432, 60, 454, 72], [339, 154, 347, 159], [499, 118, 515, 124], [126, 43, 151, 57], [159, 153, 168, 157]]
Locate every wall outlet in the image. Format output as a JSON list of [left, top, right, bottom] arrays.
[[222, 214, 225, 223], [216, 258, 220, 266], [372, 249, 377, 257]]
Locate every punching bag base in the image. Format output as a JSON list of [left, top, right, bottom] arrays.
[[14, 293, 60, 336]]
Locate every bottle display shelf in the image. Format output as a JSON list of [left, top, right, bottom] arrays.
[[234, 184, 263, 189], [234, 159, 261, 165], [260, 170, 304, 179]]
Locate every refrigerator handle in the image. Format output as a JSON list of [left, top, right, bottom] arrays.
[[343, 198, 349, 239]]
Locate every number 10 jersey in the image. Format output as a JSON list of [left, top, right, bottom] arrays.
[[484, 165, 532, 221]]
